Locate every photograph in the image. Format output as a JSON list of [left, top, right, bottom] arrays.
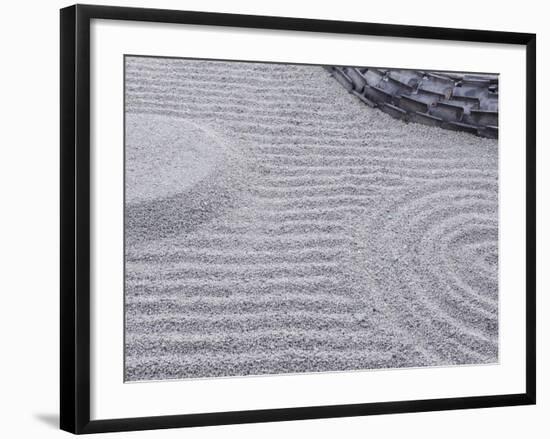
[[124, 56, 499, 382]]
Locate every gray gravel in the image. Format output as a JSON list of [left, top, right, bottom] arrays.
[[124, 57, 498, 381]]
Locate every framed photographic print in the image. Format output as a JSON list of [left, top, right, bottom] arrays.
[[60, 4, 536, 434]]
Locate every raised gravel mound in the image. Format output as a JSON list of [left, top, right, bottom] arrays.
[[327, 66, 498, 139], [126, 114, 249, 242]]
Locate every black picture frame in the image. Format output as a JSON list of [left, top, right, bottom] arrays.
[[60, 3, 536, 434]]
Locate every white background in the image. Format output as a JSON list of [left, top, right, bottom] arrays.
[[0, 0, 546, 437], [91, 19, 526, 420]]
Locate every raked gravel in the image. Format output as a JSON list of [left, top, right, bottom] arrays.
[[124, 57, 498, 381]]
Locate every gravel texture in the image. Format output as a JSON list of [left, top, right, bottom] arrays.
[[124, 56, 498, 381]]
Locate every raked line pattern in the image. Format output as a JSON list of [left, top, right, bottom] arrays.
[[124, 57, 498, 381]]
